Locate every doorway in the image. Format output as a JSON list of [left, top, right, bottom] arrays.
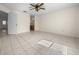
[[30, 15, 35, 31], [0, 11, 8, 35]]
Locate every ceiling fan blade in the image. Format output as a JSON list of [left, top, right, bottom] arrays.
[[40, 8, 45, 10], [39, 3, 44, 7], [30, 4, 35, 7], [29, 3, 45, 12]]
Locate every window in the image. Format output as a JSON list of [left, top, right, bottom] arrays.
[[2, 20, 6, 25]]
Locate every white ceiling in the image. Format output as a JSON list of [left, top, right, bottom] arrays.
[[0, 3, 78, 15]]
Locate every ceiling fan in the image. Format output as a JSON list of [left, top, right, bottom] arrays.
[[30, 3, 45, 12]]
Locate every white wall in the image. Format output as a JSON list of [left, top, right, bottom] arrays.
[[35, 6, 79, 37], [8, 11, 17, 34], [17, 11, 30, 33], [35, 16, 40, 31], [8, 11, 30, 34], [0, 4, 10, 13], [0, 5, 30, 34]]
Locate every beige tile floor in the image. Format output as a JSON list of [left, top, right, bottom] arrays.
[[0, 31, 79, 55]]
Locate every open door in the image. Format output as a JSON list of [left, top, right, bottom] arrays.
[[30, 15, 35, 31]]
